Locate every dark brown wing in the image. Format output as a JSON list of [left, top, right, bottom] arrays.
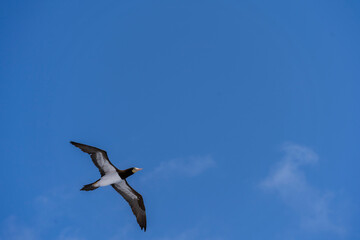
[[70, 141, 117, 176], [112, 180, 147, 231]]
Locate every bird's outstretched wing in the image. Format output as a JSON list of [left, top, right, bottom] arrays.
[[112, 180, 147, 231], [70, 141, 117, 176]]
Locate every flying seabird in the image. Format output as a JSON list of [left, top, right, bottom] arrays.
[[70, 141, 146, 231]]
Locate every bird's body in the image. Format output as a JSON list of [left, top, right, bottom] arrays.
[[95, 172, 122, 187], [70, 141, 147, 231]]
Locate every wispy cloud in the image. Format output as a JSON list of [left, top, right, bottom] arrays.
[[154, 228, 223, 240], [0, 190, 84, 240], [56, 228, 85, 240], [109, 227, 223, 240], [142, 155, 215, 181], [0, 216, 37, 240], [260, 143, 346, 235]]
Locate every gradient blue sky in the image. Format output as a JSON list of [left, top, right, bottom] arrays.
[[1, 1, 359, 239]]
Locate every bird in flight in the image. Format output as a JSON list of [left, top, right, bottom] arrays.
[[70, 141, 147, 231]]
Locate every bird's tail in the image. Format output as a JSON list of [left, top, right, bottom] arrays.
[[80, 182, 99, 191]]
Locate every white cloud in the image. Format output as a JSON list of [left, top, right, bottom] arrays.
[[56, 228, 85, 240], [108, 224, 135, 240], [155, 228, 223, 240], [260, 143, 346, 235], [0, 216, 37, 240], [0, 191, 84, 240], [142, 155, 215, 181], [109, 227, 223, 240]]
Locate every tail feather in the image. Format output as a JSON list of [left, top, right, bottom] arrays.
[[81, 183, 98, 191]]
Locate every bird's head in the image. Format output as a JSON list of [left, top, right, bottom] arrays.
[[119, 167, 143, 179]]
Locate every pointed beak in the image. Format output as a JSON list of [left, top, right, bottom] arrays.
[[134, 167, 143, 173]]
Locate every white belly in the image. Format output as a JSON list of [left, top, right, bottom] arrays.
[[94, 172, 122, 187]]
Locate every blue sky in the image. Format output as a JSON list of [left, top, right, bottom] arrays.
[[1, 0, 359, 239]]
